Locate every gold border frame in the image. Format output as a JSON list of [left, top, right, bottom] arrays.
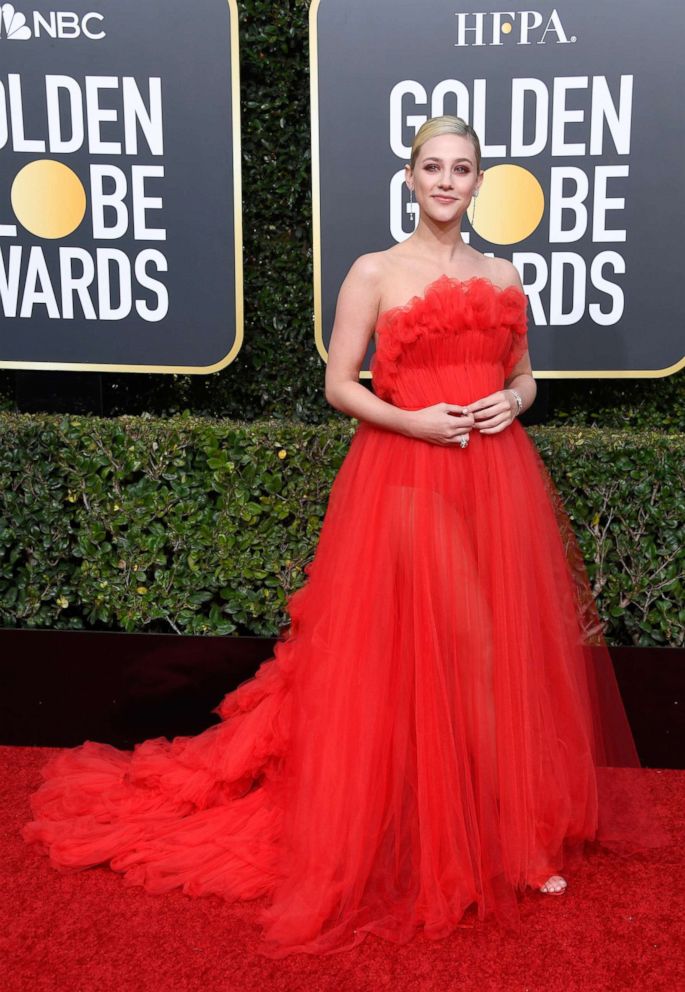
[[309, 0, 329, 370], [309, 0, 684, 380], [0, 0, 243, 375]]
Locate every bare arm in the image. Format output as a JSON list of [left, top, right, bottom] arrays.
[[469, 261, 537, 431], [503, 363, 537, 416], [324, 256, 416, 435], [502, 257, 536, 411]]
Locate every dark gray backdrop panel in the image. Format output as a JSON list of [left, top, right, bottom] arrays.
[[313, 0, 685, 376], [0, 0, 240, 370]]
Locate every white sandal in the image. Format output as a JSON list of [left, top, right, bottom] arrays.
[[539, 874, 567, 895]]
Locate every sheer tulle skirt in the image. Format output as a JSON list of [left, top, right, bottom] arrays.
[[23, 418, 669, 957]]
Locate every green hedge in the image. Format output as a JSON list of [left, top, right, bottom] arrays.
[[0, 413, 682, 647], [0, 0, 682, 428]]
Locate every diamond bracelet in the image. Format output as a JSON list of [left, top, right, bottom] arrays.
[[509, 388, 523, 416]]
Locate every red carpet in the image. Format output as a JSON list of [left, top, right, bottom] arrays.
[[2, 746, 682, 992]]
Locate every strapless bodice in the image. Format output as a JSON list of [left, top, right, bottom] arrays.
[[370, 275, 529, 409]]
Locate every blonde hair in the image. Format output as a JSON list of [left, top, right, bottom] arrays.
[[409, 115, 481, 174]]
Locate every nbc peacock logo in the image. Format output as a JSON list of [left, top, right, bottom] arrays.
[[0, 4, 32, 39], [0, 3, 105, 40]]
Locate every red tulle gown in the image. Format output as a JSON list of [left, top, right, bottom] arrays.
[[23, 275, 669, 957]]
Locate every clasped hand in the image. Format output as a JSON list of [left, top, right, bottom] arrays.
[[409, 390, 518, 446]]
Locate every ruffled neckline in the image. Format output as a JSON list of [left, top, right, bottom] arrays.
[[375, 274, 526, 333], [370, 273, 529, 402]]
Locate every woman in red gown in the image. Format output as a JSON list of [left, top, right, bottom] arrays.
[[23, 116, 667, 957]]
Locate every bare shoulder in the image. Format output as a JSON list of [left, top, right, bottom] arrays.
[[334, 251, 390, 327], [488, 256, 524, 292], [343, 251, 388, 292], [338, 247, 405, 316]]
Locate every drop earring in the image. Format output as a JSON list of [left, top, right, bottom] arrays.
[[408, 185, 417, 229], [469, 188, 479, 226]]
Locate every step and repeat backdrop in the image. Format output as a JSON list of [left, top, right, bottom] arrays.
[[1, 0, 683, 379], [311, 0, 685, 379], [0, 0, 242, 372]]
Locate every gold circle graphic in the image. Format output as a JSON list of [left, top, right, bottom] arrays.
[[471, 164, 544, 245], [501, 22, 513, 34], [11, 160, 86, 239]]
